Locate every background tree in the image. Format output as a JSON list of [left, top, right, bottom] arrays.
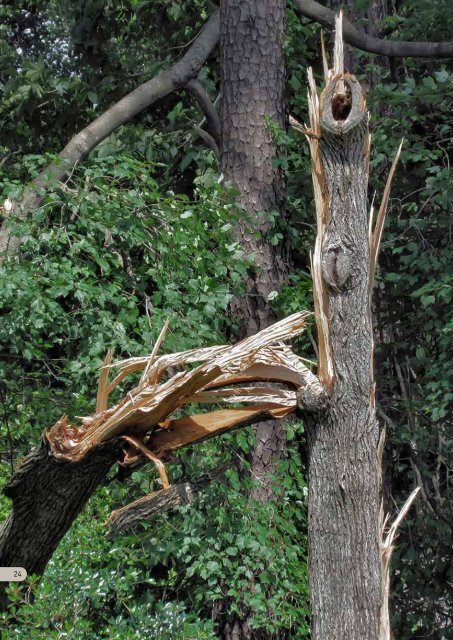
[[213, 1, 290, 636]]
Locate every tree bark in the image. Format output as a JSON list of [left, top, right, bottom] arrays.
[[220, 0, 288, 502], [107, 463, 229, 538], [217, 1, 289, 638], [0, 438, 122, 610], [299, 74, 381, 639]]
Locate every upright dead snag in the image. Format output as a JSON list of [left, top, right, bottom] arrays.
[[297, 14, 400, 640]]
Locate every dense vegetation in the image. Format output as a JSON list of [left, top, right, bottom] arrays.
[[0, 1, 451, 638]]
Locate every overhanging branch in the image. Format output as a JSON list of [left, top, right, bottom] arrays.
[[0, 9, 220, 260], [292, 0, 453, 58]]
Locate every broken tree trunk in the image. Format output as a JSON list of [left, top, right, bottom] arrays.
[[296, 16, 401, 640], [305, 77, 380, 638]]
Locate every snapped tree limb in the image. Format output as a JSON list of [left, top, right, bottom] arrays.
[[292, 0, 453, 58], [107, 463, 230, 538], [46, 312, 312, 461], [0, 311, 317, 605]]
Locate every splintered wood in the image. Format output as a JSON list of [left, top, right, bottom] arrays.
[[46, 312, 315, 466]]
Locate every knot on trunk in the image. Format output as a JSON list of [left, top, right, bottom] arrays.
[[297, 380, 329, 414], [322, 243, 351, 290]]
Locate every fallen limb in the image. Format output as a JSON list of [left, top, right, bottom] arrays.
[[107, 463, 229, 538], [45, 312, 312, 462]]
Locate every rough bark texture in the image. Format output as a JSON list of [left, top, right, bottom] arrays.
[[0, 9, 220, 259], [217, 2, 289, 638], [302, 76, 381, 640], [221, 0, 287, 340], [220, 0, 288, 504], [0, 438, 122, 610]]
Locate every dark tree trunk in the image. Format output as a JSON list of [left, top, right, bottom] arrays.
[[220, 0, 288, 500], [216, 1, 289, 637], [0, 439, 121, 610], [221, 0, 288, 339]]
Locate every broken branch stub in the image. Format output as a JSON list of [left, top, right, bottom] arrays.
[[319, 73, 368, 296], [305, 49, 369, 390], [107, 463, 230, 538]]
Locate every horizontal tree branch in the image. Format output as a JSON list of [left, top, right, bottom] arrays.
[[0, 9, 220, 260], [107, 463, 229, 537], [292, 0, 453, 58]]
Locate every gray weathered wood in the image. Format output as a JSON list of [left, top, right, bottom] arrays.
[[299, 74, 381, 640]]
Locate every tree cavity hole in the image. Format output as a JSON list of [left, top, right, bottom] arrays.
[[331, 84, 352, 122]]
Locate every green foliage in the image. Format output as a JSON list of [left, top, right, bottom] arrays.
[[0, 436, 310, 638], [0, 152, 246, 418], [368, 68, 452, 638], [174, 438, 310, 637], [0, 488, 217, 639], [1, 1, 452, 638], [0, 136, 310, 637], [0, 0, 213, 157], [0, 150, 249, 636]]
